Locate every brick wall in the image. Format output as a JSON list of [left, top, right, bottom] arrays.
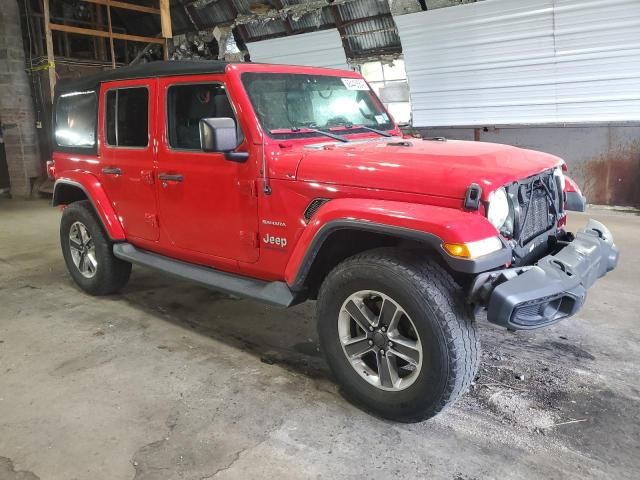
[[0, 0, 42, 198]]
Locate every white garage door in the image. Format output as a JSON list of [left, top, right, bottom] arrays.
[[396, 0, 640, 126], [247, 29, 348, 70]]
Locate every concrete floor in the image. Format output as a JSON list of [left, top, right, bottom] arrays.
[[0, 199, 639, 480]]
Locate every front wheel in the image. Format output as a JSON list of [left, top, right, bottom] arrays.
[[316, 248, 479, 422]]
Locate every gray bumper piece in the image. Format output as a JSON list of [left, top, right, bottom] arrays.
[[565, 191, 587, 212], [471, 219, 619, 330]]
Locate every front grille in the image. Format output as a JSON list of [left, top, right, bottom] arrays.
[[519, 188, 550, 243], [515, 173, 557, 245]]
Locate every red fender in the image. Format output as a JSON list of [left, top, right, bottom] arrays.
[[284, 198, 500, 286], [564, 174, 583, 195], [53, 171, 126, 241]]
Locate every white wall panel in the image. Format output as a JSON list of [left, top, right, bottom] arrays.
[[247, 29, 348, 70], [396, 0, 640, 126]]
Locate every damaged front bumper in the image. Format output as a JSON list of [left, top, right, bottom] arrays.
[[469, 220, 619, 330]]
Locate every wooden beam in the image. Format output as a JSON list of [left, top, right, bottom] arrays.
[[48, 23, 165, 44], [159, 0, 172, 38], [81, 0, 160, 16], [43, 0, 56, 100], [106, 0, 116, 68]]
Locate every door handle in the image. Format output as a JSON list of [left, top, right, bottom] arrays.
[[158, 173, 184, 182], [102, 167, 122, 176]]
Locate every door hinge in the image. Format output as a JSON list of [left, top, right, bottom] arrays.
[[238, 180, 258, 198], [240, 230, 259, 248], [144, 213, 158, 228], [141, 170, 154, 185]]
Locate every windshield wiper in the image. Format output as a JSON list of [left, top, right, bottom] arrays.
[[327, 122, 393, 138], [269, 125, 349, 143]]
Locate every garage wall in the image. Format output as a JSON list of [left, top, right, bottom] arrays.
[[396, 0, 640, 127], [247, 29, 348, 70], [0, 0, 41, 197]]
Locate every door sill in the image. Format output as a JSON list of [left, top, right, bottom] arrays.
[[113, 243, 299, 307]]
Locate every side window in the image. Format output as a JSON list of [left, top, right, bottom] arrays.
[[105, 87, 149, 148], [55, 91, 97, 148], [167, 84, 236, 150]]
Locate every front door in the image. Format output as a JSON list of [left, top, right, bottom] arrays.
[[99, 79, 159, 241], [155, 77, 258, 262]]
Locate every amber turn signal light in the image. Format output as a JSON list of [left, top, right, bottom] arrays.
[[443, 243, 471, 258]]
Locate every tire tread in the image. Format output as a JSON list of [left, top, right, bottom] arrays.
[[318, 247, 480, 421]]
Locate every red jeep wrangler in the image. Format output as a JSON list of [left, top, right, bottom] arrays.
[[49, 61, 618, 421]]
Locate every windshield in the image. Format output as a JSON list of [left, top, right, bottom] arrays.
[[241, 72, 394, 139]]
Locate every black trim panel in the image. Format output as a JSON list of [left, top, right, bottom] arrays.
[[113, 243, 300, 307], [55, 60, 229, 96], [290, 220, 512, 291]]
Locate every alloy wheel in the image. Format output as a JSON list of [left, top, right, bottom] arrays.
[[69, 221, 98, 279], [338, 290, 423, 391]]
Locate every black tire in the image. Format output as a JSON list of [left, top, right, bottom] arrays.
[[60, 200, 131, 295], [317, 248, 479, 422]]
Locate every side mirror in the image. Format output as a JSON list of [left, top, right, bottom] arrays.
[[199, 117, 248, 162]]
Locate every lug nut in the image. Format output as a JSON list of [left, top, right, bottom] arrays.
[[380, 349, 385, 356], [369, 326, 374, 331], [381, 326, 387, 332], [368, 339, 374, 346], [388, 341, 393, 347]]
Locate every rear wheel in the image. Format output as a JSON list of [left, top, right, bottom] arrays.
[[317, 248, 479, 422], [60, 201, 131, 295]]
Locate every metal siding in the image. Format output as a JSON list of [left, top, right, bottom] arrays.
[[396, 0, 640, 126], [247, 29, 348, 69]]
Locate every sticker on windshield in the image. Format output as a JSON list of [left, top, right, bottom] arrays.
[[374, 114, 386, 124], [341, 78, 369, 90]]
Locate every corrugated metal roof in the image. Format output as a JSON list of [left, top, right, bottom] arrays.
[[243, 20, 287, 39], [231, 0, 258, 15], [337, 0, 390, 21], [169, 0, 402, 57], [289, 9, 334, 31], [186, 0, 237, 29], [344, 16, 400, 56]]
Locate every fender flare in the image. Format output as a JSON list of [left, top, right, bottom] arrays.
[[284, 198, 512, 290], [53, 173, 126, 240]]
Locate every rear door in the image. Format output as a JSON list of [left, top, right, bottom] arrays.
[[155, 76, 258, 262], [99, 79, 159, 241]]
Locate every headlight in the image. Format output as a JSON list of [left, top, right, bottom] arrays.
[[487, 187, 510, 230]]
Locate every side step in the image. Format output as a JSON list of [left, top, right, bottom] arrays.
[[113, 243, 298, 307]]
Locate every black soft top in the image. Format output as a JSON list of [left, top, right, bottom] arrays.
[[55, 60, 230, 97]]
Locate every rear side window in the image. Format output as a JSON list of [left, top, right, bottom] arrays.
[[55, 91, 97, 148], [167, 84, 236, 150], [105, 87, 149, 147]]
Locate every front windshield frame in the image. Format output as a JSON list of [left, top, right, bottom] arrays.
[[240, 72, 396, 140]]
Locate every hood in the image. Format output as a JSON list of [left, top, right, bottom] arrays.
[[293, 138, 563, 200]]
